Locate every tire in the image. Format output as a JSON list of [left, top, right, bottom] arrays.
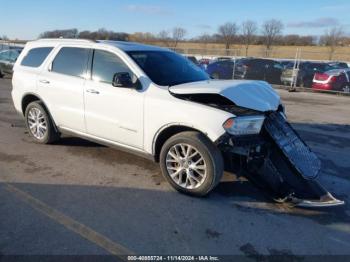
[[342, 84, 350, 93], [212, 72, 220, 79], [159, 131, 224, 197], [0, 69, 4, 78], [24, 101, 59, 144], [299, 79, 304, 88]]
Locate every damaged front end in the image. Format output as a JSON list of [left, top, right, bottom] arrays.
[[218, 111, 344, 208], [169, 81, 344, 207]]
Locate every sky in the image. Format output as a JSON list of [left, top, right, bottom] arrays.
[[1, 0, 350, 40]]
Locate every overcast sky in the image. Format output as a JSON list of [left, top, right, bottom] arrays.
[[1, 0, 349, 40]]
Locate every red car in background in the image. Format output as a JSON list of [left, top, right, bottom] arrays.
[[312, 68, 350, 92]]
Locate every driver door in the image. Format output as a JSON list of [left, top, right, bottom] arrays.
[[84, 49, 144, 149]]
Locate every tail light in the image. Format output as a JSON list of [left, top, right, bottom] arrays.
[[314, 73, 330, 81]]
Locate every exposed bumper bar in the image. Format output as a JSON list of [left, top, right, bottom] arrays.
[[291, 193, 345, 208]]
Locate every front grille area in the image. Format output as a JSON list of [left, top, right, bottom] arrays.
[[264, 112, 321, 180]]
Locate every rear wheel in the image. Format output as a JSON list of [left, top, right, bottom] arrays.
[[0, 69, 4, 78], [159, 131, 223, 197], [25, 101, 59, 144]]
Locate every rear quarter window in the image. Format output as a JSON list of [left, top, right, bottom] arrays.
[[21, 47, 53, 67]]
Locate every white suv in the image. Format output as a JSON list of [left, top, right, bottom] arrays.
[[11, 39, 343, 206]]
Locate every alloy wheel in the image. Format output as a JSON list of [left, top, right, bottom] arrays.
[[165, 143, 207, 189], [27, 107, 47, 140]]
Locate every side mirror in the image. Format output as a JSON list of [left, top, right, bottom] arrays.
[[112, 72, 134, 88]]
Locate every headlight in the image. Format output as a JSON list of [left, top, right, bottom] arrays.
[[223, 115, 265, 136]]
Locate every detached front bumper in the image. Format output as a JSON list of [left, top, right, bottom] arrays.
[[219, 112, 345, 208], [292, 193, 344, 208]]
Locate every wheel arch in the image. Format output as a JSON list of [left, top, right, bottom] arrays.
[[153, 124, 212, 162], [21, 93, 59, 132]]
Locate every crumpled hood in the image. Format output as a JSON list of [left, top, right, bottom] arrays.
[[169, 80, 281, 112]]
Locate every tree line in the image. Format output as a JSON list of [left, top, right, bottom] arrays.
[[35, 19, 348, 59]]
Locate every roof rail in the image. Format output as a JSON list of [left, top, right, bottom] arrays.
[[37, 38, 96, 43]]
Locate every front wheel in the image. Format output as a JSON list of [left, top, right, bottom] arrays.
[[159, 131, 223, 197]]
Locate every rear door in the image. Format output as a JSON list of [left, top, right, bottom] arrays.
[[37, 46, 91, 132]]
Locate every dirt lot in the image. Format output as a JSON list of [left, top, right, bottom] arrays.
[[0, 77, 350, 258]]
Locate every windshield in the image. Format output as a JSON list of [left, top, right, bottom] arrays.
[[127, 51, 209, 86]]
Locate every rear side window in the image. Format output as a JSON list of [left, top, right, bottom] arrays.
[[21, 47, 53, 67], [51, 47, 89, 77]]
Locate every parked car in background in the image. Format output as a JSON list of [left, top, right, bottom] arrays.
[[216, 57, 232, 61], [328, 62, 349, 69], [280, 62, 308, 86], [312, 68, 350, 92], [205, 59, 236, 79], [198, 58, 211, 70], [0, 48, 22, 77], [234, 58, 283, 84], [280, 60, 294, 69], [285, 62, 348, 88], [185, 56, 200, 66]]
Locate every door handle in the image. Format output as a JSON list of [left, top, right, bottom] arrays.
[[39, 79, 50, 84], [86, 89, 100, 94]]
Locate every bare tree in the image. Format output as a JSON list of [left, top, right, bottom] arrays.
[[158, 30, 171, 47], [197, 33, 212, 50], [218, 22, 239, 52], [0, 35, 9, 41], [241, 20, 257, 56], [172, 27, 187, 48], [261, 19, 283, 56], [320, 27, 344, 60]]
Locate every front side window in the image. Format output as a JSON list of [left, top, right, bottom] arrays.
[[92, 50, 133, 84], [127, 51, 209, 86], [21, 47, 53, 67], [51, 47, 89, 77]]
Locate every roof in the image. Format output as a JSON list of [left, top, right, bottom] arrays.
[[97, 40, 167, 52], [35, 38, 168, 52], [326, 68, 350, 75]]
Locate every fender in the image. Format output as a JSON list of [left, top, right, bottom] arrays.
[[21, 92, 59, 133], [152, 122, 218, 156]]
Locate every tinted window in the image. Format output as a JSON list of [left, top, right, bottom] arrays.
[[127, 51, 209, 86], [9, 50, 21, 62], [273, 62, 283, 69], [21, 47, 53, 67], [0, 51, 10, 61], [92, 50, 132, 84], [52, 47, 89, 77]]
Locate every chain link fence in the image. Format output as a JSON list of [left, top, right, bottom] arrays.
[[173, 47, 350, 95]]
